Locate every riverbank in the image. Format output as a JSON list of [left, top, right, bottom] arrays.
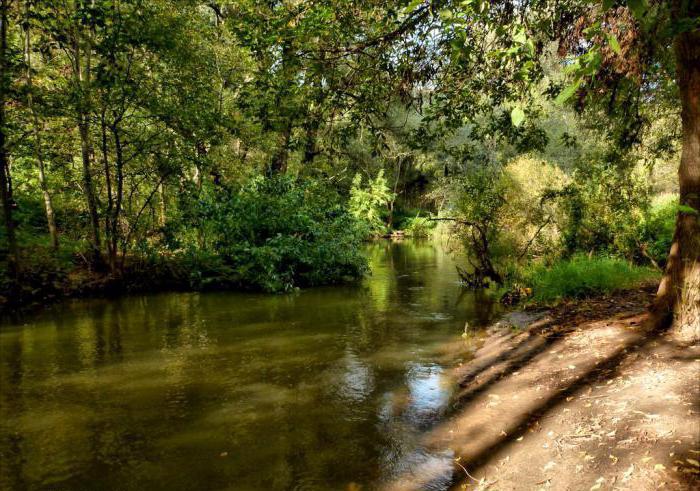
[[388, 286, 700, 490], [0, 262, 203, 315], [0, 250, 364, 315]]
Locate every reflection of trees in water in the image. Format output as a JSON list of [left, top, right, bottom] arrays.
[[0, 240, 502, 489]]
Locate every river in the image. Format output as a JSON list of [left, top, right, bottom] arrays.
[[0, 240, 499, 490]]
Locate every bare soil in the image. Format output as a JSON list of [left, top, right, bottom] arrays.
[[387, 287, 700, 490]]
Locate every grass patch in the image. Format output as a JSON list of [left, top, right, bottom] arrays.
[[522, 255, 659, 304]]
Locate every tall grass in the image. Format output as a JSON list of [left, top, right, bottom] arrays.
[[522, 255, 659, 303]]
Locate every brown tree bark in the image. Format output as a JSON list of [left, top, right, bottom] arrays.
[[652, 5, 700, 342]]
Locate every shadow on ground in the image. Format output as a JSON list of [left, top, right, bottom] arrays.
[[386, 289, 700, 491]]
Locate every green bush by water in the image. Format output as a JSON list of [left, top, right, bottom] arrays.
[[400, 215, 436, 238], [170, 176, 369, 292], [521, 255, 659, 303]]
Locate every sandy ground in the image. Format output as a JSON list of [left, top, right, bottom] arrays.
[[387, 287, 700, 491]]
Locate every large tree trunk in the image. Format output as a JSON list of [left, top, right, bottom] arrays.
[[0, 0, 17, 277], [24, 3, 58, 250], [652, 13, 700, 343]]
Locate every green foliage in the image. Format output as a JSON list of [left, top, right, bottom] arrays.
[[401, 215, 436, 238], [0, 0, 684, 309], [348, 170, 395, 238], [172, 176, 368, 292], [521, 255, 659, 303], [557, 160, 650, 257], [635, 195, 677, 267]]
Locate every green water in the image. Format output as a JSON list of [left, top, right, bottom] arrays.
[[0, 240, 498, 491]]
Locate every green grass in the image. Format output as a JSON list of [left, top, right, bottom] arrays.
[[522, 255, 660, 304]]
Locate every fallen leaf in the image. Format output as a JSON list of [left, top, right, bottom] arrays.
[[622, 464, 634, 481], [590, 476, 605, 490]]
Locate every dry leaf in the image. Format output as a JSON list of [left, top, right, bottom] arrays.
[[590, 477, 605, 490]]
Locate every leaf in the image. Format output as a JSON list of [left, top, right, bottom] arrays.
[[555, 79, 582, 105], [607, 34, 622, 55], [512, 29, 527, 45], [404, 0, 424, 15], [511, 106, 525, 127], [678, 204, 699, 216], [687, 459, 700, 467], [590, 477, 605, 490], [627, 0, 647, 20]]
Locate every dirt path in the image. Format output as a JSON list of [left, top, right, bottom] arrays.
[[387, 287, 700, 490]]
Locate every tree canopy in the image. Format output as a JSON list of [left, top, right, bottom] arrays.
[[0, 0, 697, 338]]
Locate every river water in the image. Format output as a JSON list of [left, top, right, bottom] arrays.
[[0, 240, 499, 490]]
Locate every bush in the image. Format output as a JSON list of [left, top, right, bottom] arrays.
[[520, 255, 659, 303], [401, 215, 436, 237], [348, 170, 395, 237], [636, 194, 677, 267], [169, 176, 368, 292]]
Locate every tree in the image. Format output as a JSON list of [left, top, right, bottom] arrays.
[[23, 0, 58, 250], [0, 0, 17, 277], [341, 0, 698, 340], [654, 0, 699, 340]]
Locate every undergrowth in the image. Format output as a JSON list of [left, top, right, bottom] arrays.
[[518, 255, 659, 304]]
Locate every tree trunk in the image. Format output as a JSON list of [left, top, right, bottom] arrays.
[[158, 182, 166, 227], [0, 0, 17, 277], [100, 110, 114, 268], [652, 13, 700, 343], [78, 116, 102, 264], [73, 7, 102, 266], [302, 120, 318, 165], [111, 124, 124, 274], [24, 3, 58, 250], [269, 120, 292, 175]]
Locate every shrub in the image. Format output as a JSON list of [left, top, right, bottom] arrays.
[[520, 255, 659, 303], [348, 170, 395, 237], [170, 176, 368, 292], [636, 194, 677, 267], [401, 215, 436, 237]]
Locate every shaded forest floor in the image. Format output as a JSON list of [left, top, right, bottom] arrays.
[[388, 287, 700, 490]]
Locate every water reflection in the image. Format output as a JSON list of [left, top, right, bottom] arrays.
[[0, 240, 499, 490]]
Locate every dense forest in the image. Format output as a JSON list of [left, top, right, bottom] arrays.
[[0, 0, 697, 339]]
